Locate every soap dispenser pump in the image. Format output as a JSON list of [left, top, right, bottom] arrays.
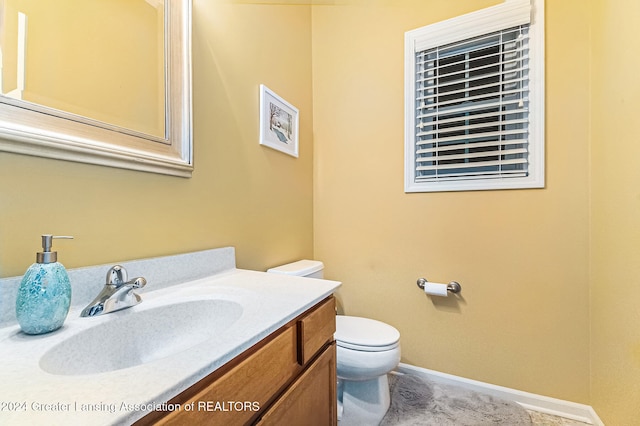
[[16, 235, 74, 335]]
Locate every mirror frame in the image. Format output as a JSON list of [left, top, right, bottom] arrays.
[[0, 0, 193, 177]]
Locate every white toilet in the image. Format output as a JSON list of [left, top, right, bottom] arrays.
[[267, 260, 401, 425]]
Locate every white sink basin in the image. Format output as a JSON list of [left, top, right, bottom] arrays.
[[39, 299, 243, 375]]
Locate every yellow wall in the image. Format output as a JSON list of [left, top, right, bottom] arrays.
[[312, 0, 592, 403], [590, 0, 640, 424], [0, 1, 314, 278]]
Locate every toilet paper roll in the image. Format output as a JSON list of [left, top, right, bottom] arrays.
[[423, 282, 448, 297]]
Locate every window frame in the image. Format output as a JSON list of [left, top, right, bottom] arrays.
[[404, 0, 544, 192]]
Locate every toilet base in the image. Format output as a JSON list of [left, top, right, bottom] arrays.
[[338, 374, 391, 426]]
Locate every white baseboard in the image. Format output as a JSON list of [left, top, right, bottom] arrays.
[[396, 363, 604, 426]]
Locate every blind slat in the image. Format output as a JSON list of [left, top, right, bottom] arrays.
[[417, 118, 529, 138], [418, 87, 527, 111], [417, 109, 528, 127], [417, 140, 526, 154], [416, 147, 528, 162], [416, 157, 527, 172], [416, 102, 527, 121], [416, 128, 526, 146], [416, 170, 528, 182]]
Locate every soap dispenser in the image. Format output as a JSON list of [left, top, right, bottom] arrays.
[[16, 235, 74, 335]]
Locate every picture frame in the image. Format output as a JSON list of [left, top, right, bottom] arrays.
[[259, 84, 299, 158]]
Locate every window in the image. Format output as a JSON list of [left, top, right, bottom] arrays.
[[404, 0, 544, 192]]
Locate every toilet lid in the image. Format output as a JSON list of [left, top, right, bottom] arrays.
[[335, 316, 400, 351]]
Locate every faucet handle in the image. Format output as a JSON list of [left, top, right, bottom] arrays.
[[130, 277, 147, 289], [106, 265, 128, 285]]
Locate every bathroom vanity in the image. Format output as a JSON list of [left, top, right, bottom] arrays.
[[0, 247, 341, 425], [138, 296, 337, 425]]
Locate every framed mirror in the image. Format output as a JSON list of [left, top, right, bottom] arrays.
[[0, 0, 192, 177]]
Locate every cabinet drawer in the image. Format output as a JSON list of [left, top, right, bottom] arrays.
[[297, 296, 336, 365], [156, 326, 299, 426]]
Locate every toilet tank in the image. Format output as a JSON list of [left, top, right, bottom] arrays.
[[267, 260, 324, 279]]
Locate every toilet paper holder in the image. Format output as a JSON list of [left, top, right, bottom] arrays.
[[416, 278, 462, 294]]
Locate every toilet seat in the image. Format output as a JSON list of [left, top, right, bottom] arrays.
[[335, 316, 400, 352]]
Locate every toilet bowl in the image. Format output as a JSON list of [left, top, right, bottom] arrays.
[[267, 260, 401, 425], [335, 316, 400, 381]]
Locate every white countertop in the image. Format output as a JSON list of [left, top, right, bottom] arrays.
[[0, 268, 340, 425]]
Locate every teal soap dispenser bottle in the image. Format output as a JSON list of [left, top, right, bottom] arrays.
[[16, 235, 74, 335]]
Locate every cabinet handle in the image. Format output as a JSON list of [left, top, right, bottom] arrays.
[[296, 320, 305, 366]]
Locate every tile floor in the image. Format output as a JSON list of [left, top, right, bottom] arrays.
[[527, 410, 592, 425]]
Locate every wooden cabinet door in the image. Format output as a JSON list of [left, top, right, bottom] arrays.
[[257, 342, 337, 426]]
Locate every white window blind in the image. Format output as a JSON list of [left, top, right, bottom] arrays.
[[415, 25, 529, 182], [405, 0, 544, 192]]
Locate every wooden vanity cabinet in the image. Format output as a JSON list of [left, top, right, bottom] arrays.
[[136, 296, 337, 426]]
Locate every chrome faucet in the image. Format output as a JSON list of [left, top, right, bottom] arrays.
[[80, 265, 147, 317]]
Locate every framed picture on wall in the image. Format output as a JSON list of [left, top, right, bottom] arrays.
[[259, 84, 299, 158]]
